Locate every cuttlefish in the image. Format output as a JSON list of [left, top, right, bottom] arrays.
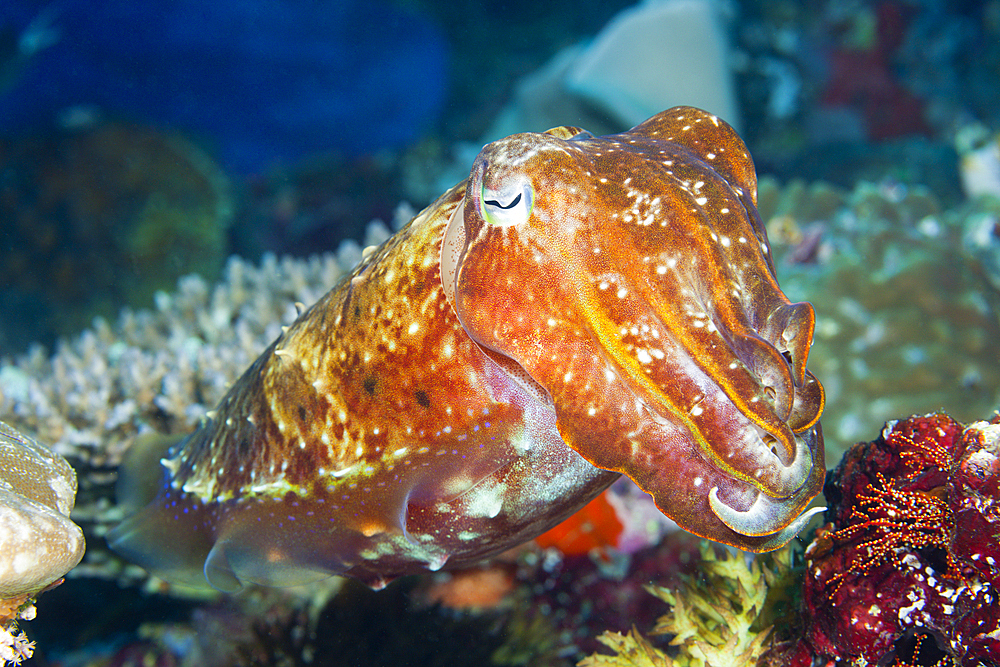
[[109, 106, 825, 591]]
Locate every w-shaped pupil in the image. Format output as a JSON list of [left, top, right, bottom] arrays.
[[484, 193, 521, 210]]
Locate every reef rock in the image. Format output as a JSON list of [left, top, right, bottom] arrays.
[[797, 413, 999, 665]]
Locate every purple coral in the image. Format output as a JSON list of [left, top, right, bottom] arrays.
[[795, 413, 1000, 665]]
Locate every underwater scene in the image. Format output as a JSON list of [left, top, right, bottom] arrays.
[[1, 0, 999, 664]]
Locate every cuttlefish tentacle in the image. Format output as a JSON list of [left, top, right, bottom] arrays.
[[575, 261, 810, 501], [455, 107, 825, 550], [709, 487, 828, 544]]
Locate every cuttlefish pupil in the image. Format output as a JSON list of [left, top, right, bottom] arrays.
[[478, 167, 534, 227], [109, 106, 825, 592], [484, 192, 520, 209]]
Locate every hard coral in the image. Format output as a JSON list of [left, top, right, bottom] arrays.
[[754, 176, 1000, 462], [0, 219, 395, 588], [0, 420, 83, 665], [0, 123, 232, 352], [798, 413, 1000, 665], [0, 420, 84, 599]]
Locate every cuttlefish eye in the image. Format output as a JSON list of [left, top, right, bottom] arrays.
[[480, 178, 533, 227]]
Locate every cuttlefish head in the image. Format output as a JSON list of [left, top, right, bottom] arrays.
[[444, 106, 825, 551]]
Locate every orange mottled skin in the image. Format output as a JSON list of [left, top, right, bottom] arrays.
[[110, 107, 825, 591]]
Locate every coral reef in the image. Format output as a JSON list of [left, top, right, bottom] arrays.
[[58, 533, 704, 666], [74, 578, 525, 667], [508, 532, 705, 659], [574, 412, 999, 666], [0, 248, 345, 466], [731, 0, 1000, 184], [17, 404, 994, 665], [4, 172, 997, 578], [757, 176, 1000, 463], [0, 218, 394, 583], [0, 595, 36, 667], [955, 124, 1000, 200], [0, 420, 83, 598], [815, 1, 931, 142], [579, 543, 791, 667], [0, 122, 233, 353], [0, 420, 84, 665], [0, 218, 392, 463], [793, 413, 1000, 665]]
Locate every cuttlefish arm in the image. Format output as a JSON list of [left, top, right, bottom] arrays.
[[450, 107, 825, 551]]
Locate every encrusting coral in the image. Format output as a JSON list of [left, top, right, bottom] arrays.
[[0, 420, 85, 665], [756, 176, 1000, 462], [0, 420, 84, 598]]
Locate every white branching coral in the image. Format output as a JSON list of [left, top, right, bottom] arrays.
[[0, 218, 398, 575], [0, 219, 396, 476]]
